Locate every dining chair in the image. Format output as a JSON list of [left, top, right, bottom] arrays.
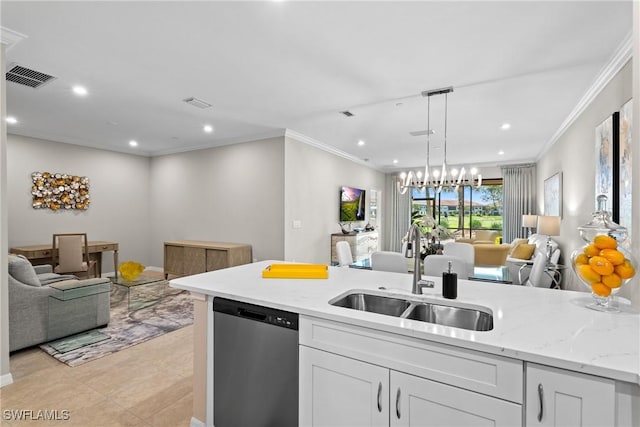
[[442, 242, 475, 278], [336, 241, 354, 267], [370, 251, 407, 273], [522, 251, 560, 288], [423, 255, 468, 279], [52, 233, 97, 278]]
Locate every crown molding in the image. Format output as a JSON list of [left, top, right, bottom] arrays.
[[540, 32, 632, 158], [1, 26, 27, 48], [284, 129, 384, 172]]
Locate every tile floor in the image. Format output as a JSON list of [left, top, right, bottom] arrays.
[[1, 324, 194, 427]]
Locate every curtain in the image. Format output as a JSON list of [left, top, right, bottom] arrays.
[[501, 163, 537, 243], [383, 174, 411, 251]]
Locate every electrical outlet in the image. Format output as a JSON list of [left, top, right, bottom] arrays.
[[292, 220, 302, 229]]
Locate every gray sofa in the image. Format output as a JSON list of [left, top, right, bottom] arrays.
[[8, 254, 111, 352]]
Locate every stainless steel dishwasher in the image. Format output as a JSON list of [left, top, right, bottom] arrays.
[[213, 297, 298, 427]]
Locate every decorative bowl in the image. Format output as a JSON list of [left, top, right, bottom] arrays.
[[118, 261, 145, 281]]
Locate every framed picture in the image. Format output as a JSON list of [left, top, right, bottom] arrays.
[[618, 98, 632, 245], [544, 172, 562, 217], [595, 115, 614, 207]]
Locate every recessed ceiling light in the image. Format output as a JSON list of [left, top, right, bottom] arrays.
[[357, 140, 365, 146], [129, 140, 138, 147], [498, 150, 505, 155], [72, 85, 88, 96], [204, 125, 214, 133], [393, 159, 399, 164], [6, 116, 17, 124], [500, 123, 511, 130]]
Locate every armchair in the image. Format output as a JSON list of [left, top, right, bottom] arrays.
[[8, 254, 111, 352], [506, 234, 560, 285]]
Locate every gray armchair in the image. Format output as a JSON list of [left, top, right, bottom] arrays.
[[8, 254, 111, 352]]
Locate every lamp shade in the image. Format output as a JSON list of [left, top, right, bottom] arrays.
[[522, 214, 538, 228], [537, 215, 561, 236]]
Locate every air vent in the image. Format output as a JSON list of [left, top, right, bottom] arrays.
[[6, 63, 56, 88], [340, 110, 354, 117], [409, 130, 435, 137], [183, 97, 212, 109]]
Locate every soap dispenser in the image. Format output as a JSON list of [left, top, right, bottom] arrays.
[[442, 261, 457, 299]]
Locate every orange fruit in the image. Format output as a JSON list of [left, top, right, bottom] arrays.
[[601, 273, 622, 289], [574, 253, 589, 265], [583, 244, 600, 257], [614, 260, 636, 279], [592, 283, 612, 297], [593, 235, 618, 250], [578, 264, 601, 284], [589, 256, 614, 275], [599, 248, 625, 265]]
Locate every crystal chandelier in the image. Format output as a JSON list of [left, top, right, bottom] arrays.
[[397, 87, 482, 195]]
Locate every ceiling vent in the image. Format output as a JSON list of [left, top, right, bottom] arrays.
[[409, 129, 435, 137], [183, 97, 212, 109], [6, 63, 56, 88], [340, 110, 354, 117]]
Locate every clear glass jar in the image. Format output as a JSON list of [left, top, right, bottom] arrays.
[[570, 195, 636, 312]]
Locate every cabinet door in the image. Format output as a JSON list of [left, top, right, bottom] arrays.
[[206, 249, 228, 271], [164, 245, 184, 276], [526, 363, 614, 427], [300, 346, 389, 427], [183, 247, 206, 276], [391, 371, 521, 427]]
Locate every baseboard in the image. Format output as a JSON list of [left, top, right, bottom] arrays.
[[0, 372, 14, 388], [189, 416, 208, 427]]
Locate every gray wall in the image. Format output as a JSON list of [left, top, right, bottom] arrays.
[[147, 137, 285, 265], [284, 135, 386, 264], [537, 60, 637, 304], [7, 135, 152, 273]]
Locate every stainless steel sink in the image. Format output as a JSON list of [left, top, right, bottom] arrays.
[[404, 303, 493, 331], [329, 290, 493, 331], [329, 293, 412, 317]]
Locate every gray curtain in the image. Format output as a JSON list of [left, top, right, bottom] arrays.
[[383, 174, 411, 251], [501, 163, 537, 243]]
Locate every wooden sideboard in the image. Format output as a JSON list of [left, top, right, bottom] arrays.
[[330, 231, 378, 264], [163, 240, 253, 278]]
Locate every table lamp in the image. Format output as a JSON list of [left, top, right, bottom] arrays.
[[537, 215, 561, 264], [522, 214, 538, 237]]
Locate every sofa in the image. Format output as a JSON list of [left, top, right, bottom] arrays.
[[8, 254, 111, 352], [456, 230, 500, 245], [454, 230, 510, 266], [506, 234, 560, 285]]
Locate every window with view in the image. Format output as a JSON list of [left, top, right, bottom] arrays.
[[411, 179, 503, 240]]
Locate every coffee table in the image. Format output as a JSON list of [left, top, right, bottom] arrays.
[[110, 275, 167, 310]]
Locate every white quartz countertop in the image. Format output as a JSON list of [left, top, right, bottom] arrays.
[[170, 260, 640, 385]]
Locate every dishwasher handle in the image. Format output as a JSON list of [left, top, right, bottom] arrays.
[[237, 308, 267, 321]]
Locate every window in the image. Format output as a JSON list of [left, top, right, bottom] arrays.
[[412, 179, 503, 239]]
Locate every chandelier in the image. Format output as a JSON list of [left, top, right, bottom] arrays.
[[397, 86, 482, 195]]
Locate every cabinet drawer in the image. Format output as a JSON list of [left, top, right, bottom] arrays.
[[300, 316, 523, 403], [91, 243, 117, 252]]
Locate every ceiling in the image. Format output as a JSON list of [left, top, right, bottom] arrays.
[[1, 1, 633, 172]]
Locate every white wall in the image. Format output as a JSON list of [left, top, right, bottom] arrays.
[[284, 135, 386, 264], [537, 61, 635, 301], [148, 137, 285, 266], [7, 135, 152, 273]]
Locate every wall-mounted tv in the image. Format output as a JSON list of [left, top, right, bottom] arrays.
[[340, 186, 366, 222]]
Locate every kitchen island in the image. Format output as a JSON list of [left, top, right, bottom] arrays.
[[171, 260, 640, 427]]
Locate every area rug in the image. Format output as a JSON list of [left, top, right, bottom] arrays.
[[40, 282, 193, 367]]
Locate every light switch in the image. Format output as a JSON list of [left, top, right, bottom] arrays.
[[292, 220, 302, 229]]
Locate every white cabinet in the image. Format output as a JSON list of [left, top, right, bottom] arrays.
[[331, 231, 379, 263], [525, 363, 615, 427], [300, 346, 521, 427], [390, 371, 521, 427], [299, 346, 389, 426]]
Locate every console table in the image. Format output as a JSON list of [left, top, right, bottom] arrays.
[[10, 241, 119, 279], [164, 240, 253, 278]]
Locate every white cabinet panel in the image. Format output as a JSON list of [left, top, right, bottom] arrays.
[[391, 371, 522, 427], [300, 346, 389, 427], [526, 363, 615, 427]]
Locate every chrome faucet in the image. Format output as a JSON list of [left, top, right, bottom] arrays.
[[405, 223, 432, 294]]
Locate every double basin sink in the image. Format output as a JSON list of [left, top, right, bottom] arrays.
[[329, 290, 493, 331]]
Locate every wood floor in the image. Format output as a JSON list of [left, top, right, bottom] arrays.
[[1, 324, 194, 427]]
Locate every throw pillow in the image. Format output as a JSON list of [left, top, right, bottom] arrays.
[[8, 254, 41, 287], [511, 243, 536, 260]]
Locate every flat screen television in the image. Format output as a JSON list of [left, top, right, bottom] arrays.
[[340, 186, 366, 222]]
